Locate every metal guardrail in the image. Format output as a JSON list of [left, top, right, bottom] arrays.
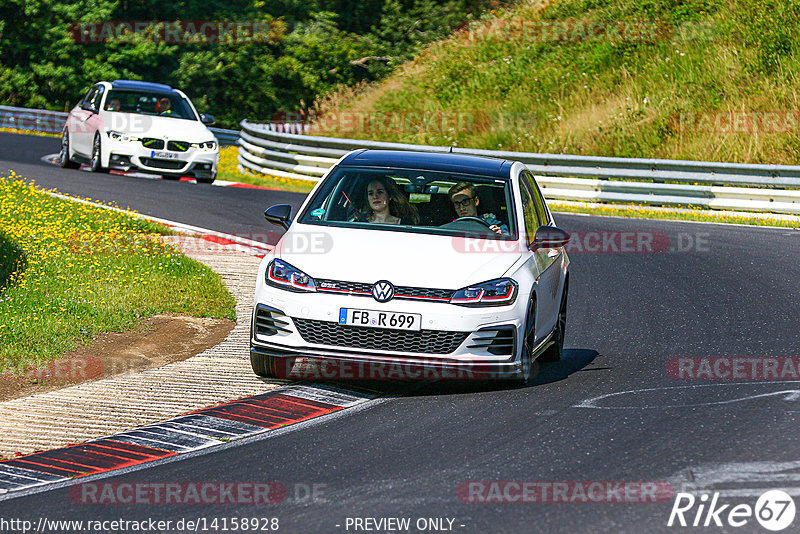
[[0, 105, 69, 134], [5, 105, 800, 214], [238, 119, 800, 215], [208, 127, 239, 147], [1, 104, 241, 146]]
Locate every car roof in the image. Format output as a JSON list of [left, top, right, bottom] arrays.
[[110, 80, 177, 94], [340, 150, 513, 179]]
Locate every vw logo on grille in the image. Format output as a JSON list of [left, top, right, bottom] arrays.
[[372, 280, 394, 302]]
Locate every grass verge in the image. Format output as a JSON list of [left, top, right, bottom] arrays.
[[314, 0, 800, 166], [0, 127, 59, 138], [0, 171, 236, 369], [551, 202, 800, 228], [216, 145, 315, 193]]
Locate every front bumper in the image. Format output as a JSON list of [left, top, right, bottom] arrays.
[[249, 343, 522, 380], [250, 287, 530, 379], [105, 138, 218, 179]]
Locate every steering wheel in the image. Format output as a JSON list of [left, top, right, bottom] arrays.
[[453, 216, 494, 229]]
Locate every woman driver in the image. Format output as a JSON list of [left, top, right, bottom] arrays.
[[353, 176, 419, 225]]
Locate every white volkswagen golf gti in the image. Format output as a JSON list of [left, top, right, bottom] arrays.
[[250, 150, 570, 384], [60, 80, 219, 183]]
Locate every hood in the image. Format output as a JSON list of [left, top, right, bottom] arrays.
[[275, 223, 522, 289], [102, 112, 214, 142]]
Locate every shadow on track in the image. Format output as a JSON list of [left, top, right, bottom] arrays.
[[405, 348, 600, 397], [279, 348, 600, 398]]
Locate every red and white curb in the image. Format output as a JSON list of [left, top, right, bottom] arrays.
[[0, 384, 381, 497], [43, 153, 279, 191]]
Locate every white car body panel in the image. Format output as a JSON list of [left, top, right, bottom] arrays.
[[276, 224, 523, 288], [63, 80, 218, 181], [250, 151, 571, 381]]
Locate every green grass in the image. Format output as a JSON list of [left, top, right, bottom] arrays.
[[0, 172, 236, 369], [0, 127, 59, 138], [216, 145, 315, 193], [314, 0, 800, 166], [551, 201, 800, 227]]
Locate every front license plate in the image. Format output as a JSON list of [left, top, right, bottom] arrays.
[[339, 308, 421, 331], [150, 150, 179, 159]]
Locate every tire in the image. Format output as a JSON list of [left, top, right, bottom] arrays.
[[250, 352, 296, 379], [89, 134, 104, 172], [59, 131, 79, 169], [196, 168, 217, 184], [541, 283, 568, 362], [509, 295, 538, 385]]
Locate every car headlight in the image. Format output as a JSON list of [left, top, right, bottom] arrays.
[[450, 278, 518, 307], [192, 140, 217, 151], [266, 259, 317, 292], [107, 130, 139, 142]]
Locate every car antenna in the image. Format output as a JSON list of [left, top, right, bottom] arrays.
[[449, 146, 453, 153]]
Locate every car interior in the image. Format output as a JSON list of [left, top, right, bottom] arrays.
[[308, 171, 512, 234]]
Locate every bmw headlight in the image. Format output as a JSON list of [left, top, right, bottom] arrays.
[[450, 278, 518, 307], [107, 130, 138, 142], [192, 140, 217, 151], [266, 259, 317, 292]]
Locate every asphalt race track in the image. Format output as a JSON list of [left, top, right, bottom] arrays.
[[1, 131, 800, 533]]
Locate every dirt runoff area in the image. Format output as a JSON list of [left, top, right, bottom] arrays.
[[0, 314, 234, 402]]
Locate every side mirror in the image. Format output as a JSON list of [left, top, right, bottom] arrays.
[[200, 114, 216, 126], [81, 102, 97, 113], [531, 226, 570, 250], [264, 204, 292, 230]]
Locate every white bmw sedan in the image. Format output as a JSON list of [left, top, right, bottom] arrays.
[[250, 150, 570, 384], [60, 80, 219, 183]]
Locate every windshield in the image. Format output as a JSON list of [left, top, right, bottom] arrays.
[[103, 90, 198, 120], [299, 166, 517, 239]]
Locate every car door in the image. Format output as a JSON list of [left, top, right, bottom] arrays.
[[84, 85, 106, 153], [71, 86, 101, 156], [520, 171, 562, 341]]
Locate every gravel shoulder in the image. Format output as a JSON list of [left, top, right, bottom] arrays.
[[0, 237, 278, 458]]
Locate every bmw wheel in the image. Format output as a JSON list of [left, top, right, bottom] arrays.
[[89, 134, 104, 172], [59, 131, 79, 169]]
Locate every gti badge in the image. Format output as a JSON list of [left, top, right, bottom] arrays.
[[372, 280, 394, 303]]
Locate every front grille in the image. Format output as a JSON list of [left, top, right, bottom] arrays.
[[396, 286, 453, 300], [316, 279, 454, 303], [140, 158, 185, 170], [141, 138, 164, 149], [167, 140, 190, 152], [316, 280, 371, 295], [293, 318, 468, 354]]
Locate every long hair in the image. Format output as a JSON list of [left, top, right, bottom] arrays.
[[356, 176, 419, 224]]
